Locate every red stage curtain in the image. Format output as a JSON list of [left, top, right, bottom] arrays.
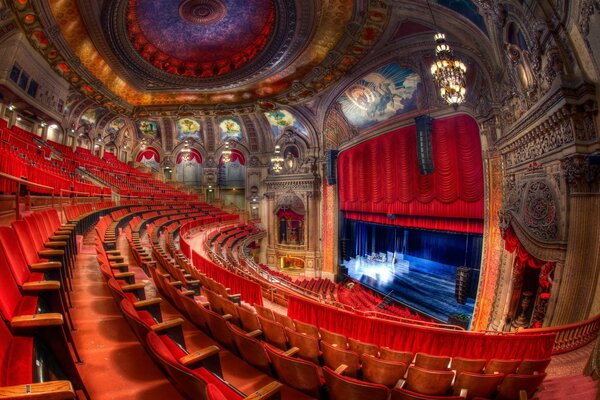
[[504, 226, 555, 291], [136, 147, 161, 162], [276, 209, 304, 221], [287, 296, 554, 360], [338, 114, 484, 233]]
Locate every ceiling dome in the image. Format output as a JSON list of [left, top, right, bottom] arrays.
[[127, 0, 276, 77]]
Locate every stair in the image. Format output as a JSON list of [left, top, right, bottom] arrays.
[[537, 375, 597, 400]]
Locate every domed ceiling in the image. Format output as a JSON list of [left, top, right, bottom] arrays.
[[11, 0, 391, 113]]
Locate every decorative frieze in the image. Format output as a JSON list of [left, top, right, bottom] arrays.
[[561, 154, 600, 193]]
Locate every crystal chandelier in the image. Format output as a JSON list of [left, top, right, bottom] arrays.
[[221, 141, 232, 163], [430, 32, 467, 108], [271, 145, 284, 173]]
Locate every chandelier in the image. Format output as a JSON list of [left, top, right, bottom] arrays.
[[430, 32, 467, 108], [221, 141, 232, 163], [271, 145, 284, 173]]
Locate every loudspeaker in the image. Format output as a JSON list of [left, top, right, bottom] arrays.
[[415, 115, 434, 175], [455, 266, 471, 305], [325, 149, 339, 185]]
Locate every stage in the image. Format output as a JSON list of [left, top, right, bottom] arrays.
[[343, 255, 475, 323]]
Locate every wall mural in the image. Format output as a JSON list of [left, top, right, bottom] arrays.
[[435, 0, 487, 34], [79, 107, 101, 126], [177, 118, 202, 141], [219, 116, 243, 141], [136, 119, 160, 139], [337, 63, 420, 130], [107, 118, 126, 138], [265, 109, 308, 140]]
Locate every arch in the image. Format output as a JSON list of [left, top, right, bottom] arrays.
[[135, 146, 161, 163], [176, 148, 202, 164]]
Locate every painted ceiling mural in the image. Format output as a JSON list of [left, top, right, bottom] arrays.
[[107, 118, 126, 137], [265, 110, 308, 141], [219, 116, 243, 141], [177, 118, 202, 141], [128, 0, 275, 77], [136, 120, 161, 140], [79, 107, 101, 127], [337, 63, 421, 130], [11, 0, 393, 110]]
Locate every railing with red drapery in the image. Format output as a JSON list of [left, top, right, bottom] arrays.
[[190, 250, 263, 306], [287, 296, 555, 360], [338, 114, 484, 234], [179, 214, 264, 306]]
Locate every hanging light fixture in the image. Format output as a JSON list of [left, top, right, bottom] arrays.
[[271, 145, 284, 173], [427, 1, 467, 108], [221, 141, 232, 163]]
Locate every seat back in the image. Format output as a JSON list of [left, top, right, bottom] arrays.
[[319, 327, 347, 348], [414, 353, 451, 371], [361, 354, 407, 387], [273, 311, 295, 330], [323, 366, 389, 400], [237, 305, 261, 332], [294, 319, 320, 339], [23, 217, 47, 249], [517, 359, 551, 375], [285, 327, 320, 364], [254, 303, 275, 320], [11, 219, 42, 265], [264, 343, 322, 399], [348, 337, 379, 357], [453, 372, 504, 399], [485, 359, 521, 375], [0, 247, 26, 321], [146, 331, 240, 400], [179, 292, 209, 332], [227, 322, 271, 374], [0, 226, 32, 285], [120, 298, 154, 346], [204, 308, 236, 350], [321, 340, 360, 378], [391, 387, 466, 400], [450, 357, 486, 375], [405, 366, 455, 396], [496, 373, 546, 400], [380, 347, 414, 364], [258, 314, 288, 350]]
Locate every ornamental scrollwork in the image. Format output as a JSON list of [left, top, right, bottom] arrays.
[[523, 181, 558, 241]]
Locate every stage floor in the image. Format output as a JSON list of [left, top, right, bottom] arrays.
[[343, 255, 475, 323]]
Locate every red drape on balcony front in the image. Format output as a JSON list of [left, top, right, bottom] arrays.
[[337, 114, 484, 233], [287, 296, 554, 360], [179, 216, 263, 306]]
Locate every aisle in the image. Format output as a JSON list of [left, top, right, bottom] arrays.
[[69, 232, 185, 400]]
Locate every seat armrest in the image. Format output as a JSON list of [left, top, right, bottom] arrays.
[[11, 313, 64, 329], [151, 318, 184, 332], [283, 347, 300, 357], [222, 314, 233, 321], [44, 241, 67, 248], [49, 235, 70, 241], [29, 262, 62, 271], [248, 329, 262, 338], [519, 390, 528, 400], [22, 281, 61, 292], [395, 379, 406, 389], [113, 272, 135, 279], [245, 381, 283, 400], [121, 283, 146, 292], [38, 249, 64, 257], [334, 364, 348, 375], [134, 298, 163, 309], [179, 345, 220, 367], [0, 380, 75, 399]]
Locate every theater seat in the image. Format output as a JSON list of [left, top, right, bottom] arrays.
[[414, 353, 451, 371], [238, 305, 261, 332], [206, 381, 283, 400], [258, 315, 288, 351], [452, 372, 505, 399], [285, 327, 321, 365], [323, 365, 389, 400], [348, 337, 379, 357], [360, 354, 407, 387], [517, 359, 551, 375], [402, 366, 455, 396], [450, 357, 486, 375], [294, 320, 320, 339], [321, 340, 360, 378], [380, 347, 414, 364], [391, 387, 466, 400], [319, 328, 347, 348], [495, 373, 547, 400], [485, 359, 521, 375], [228, 322, 272, 374], [264, 343, 324, 399]]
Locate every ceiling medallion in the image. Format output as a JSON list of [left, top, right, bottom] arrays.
[[179, 0, 227, 25]]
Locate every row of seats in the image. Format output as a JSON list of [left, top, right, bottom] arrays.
[[0, 206, 96, 399]]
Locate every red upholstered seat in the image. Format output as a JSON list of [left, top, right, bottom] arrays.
[[323, 366, 390, 400], [0, 321, 34, 386], [0, 226, 46, 286]]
